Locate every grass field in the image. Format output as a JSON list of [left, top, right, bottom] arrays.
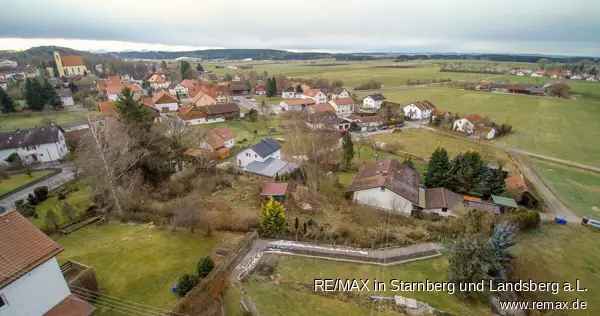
[[0, 169, 54, 195], [379, 87, 600, 167], [514, 224, 600, 315], [56, 222, 242, 315], [530, 159, 600, 218], [226, 255, 488, 316], [371, 129, 515, 171], [0, 110, 89, 131], [32, 181, 94, 230]]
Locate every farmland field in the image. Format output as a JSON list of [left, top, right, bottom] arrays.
[[56, 222, 243, 315], [530, 159, 600, 218]]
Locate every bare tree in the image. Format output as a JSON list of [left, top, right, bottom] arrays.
[[171, 196, 201, 233]]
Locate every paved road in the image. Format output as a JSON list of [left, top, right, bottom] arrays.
[[232, 239, 442, 281], [0, 163, 76, 209]]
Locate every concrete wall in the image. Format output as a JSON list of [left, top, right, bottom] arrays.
[[0, 258, 70, 316]]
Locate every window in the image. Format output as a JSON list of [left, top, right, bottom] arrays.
[[0, 295, 6, 309]]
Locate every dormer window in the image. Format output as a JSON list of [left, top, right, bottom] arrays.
[[0, 295, 7, 309]]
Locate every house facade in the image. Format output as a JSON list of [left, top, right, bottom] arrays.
[[280, 98, 315, 111], [329, 97, 355, 117], [330, 88, 351, 100], [237, 138, 281, 168], [0, 210, 94, 316], [402, 100, 436, 120], [0, 126, 69, 164], [361, 94, 385, 112], [302, 89, 327, 104], [282, 88, 297, 99], [147, 73, 170, 90], [148, 91, 179, 112], [453, 118, 475, 135]]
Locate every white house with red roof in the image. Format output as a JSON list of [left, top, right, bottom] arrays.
[[147, 73, 171, 90], [146, 91, 179, 112], [328, 97, 355, 117], [0, 210, 94, 316], [302, 88, 327, 104]]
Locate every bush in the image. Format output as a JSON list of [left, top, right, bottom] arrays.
[[354, 80, 382, 90], [16, 199, 36, 217], [174, 274, 198, 297], [33, 186, 49, 203], [504, 209, 540, 231], [45, 209, 60, 232], [197, 256, 215, 278]]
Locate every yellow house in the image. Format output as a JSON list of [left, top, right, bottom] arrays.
[[53, 51, 88, 78]]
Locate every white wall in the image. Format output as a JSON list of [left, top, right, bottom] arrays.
[[0, 258, 71, 316], [0, 136, 69, 164], [236, 149, 280, 168], [353, 187, 413, 215], [154, 102, 179, 112]]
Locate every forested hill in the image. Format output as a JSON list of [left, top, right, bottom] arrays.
[[0, 46, 115, 66], [113, 49, 337, 60]]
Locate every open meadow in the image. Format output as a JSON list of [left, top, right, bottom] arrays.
[[0, 110, 90, 131], [56, 222, 243, 315]]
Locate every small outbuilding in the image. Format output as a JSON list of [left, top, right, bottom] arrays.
[[260, 182, 289, 201]]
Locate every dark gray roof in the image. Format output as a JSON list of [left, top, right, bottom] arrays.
[[0, 126, 63, 150], [366, 94, 385, 101], [245, 158, 298, 178], [251, 138, 281, 158]]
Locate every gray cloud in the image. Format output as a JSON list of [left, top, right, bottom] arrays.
[[0, 0, 599, 56]]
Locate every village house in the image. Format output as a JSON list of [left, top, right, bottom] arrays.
[[58, 88, 75, 106], [421, 187, 464, 217], [280, 98, 315, 112], [302, 88, 327, 104], [402, 100, 436, 121], [282, 87, 297, 99], [97, 101, 118, 117], [305, 111, 351, 132], [200, 127, 236, 159], [361, 94, 386, 113], [53, 51, 88, 78], [255, 84, 266, 95], [169, 82, 189, 99], [452, 115, 479, 135], [329, 97, 355, 117], [236, 138, 298, 178], [0, 210, 94, 316], [329, 87, 351, 100], [0, 125, 69, 164], [346, 159, 420, 215], [230, 81, 250, 95], [147, 73, 171, 90], [260, 182, 289, 201], [144, 91, 179, 112], [347, 114, 385, 132], [177, 103, 240, 125], [97, 75, 143, 101]]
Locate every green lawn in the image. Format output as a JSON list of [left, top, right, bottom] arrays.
[[0, 110, 90, 131], [228, 255, 488, 316], [530, 159, 600, 218], [514, 224, 600, 315], [32, 181, 94, 230], [56, 222, 242, 314], [193, 117, 283, 150], [0, 170, 54, 195]]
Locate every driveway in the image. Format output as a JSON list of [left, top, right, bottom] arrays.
[[0, 163, 77, 209]]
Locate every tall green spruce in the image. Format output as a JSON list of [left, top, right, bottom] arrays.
[[425, 147, 450, 188], [342, 132, 354, 170], [266, 77, 277, 97], [0, 86, 15, 113], [115, 87, 153, 128], [25, 79, 44, 111]]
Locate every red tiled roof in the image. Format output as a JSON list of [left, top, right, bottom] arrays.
[[60, 55, 85, 67], [283, 98, 316, 106], [303, 89, 323, 97], [313, 103, 335, 113], [506, 174, 528, 193], [98, 101, 117, 116], [178, 106, 207, 121], [211, 127, 234, 142], [261, 182, 289, 196], [0, 210, 64, 288], [152, 91, 178, 104], [331, 97, 354, 105], [44, 294, 95, 316], [465, 114, 483, 122]]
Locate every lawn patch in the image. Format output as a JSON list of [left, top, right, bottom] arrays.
[[0, 169, 54, 195]]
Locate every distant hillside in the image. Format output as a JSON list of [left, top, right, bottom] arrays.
[[0, 46, 115, 67], [113, 49, 339, 60]]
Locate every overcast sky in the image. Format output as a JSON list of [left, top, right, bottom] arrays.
[[1, 0, 599, 56]]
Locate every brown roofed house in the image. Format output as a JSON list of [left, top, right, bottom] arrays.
[[347, 159, 420, 215], [0, 210, 94, 316]]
